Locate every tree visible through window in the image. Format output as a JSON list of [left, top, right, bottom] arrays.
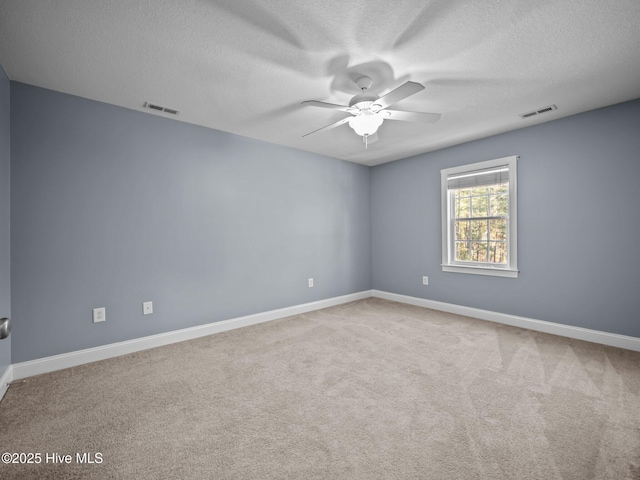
[[441, 156, 518, 277]]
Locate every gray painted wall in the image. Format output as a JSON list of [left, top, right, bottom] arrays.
[[10, 83, 371, 363], [372, 98, 640, 337], [0, 66, 10, 375], [6, 79, 640, 365]]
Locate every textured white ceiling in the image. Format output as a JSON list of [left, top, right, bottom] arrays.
[[1, 0, 639, 166]]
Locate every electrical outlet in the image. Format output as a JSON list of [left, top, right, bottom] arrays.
[[308, 278, 314, 288], [422, 276, 429, 285], [93, 307, 106, 323], [143, 301, 153, 315]]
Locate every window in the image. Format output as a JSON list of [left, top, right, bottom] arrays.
[[441, 155, 518, 277]]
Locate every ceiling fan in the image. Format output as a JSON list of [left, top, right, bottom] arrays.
[[301, 76, 441, 147]]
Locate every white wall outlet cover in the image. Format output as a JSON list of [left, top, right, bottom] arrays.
[[422, 276, 429, 285], [93, 307, 106, 323], [308, 278, 314, 288], [143, 301, 153, 315]]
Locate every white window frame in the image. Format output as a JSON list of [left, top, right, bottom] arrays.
[[441, 155, 518, 278]]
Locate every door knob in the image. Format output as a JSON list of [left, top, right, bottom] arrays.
[[0, 318, 10, 340]]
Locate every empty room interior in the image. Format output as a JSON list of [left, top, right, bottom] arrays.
[[1, 1, 640, 479]]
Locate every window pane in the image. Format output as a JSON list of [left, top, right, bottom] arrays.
[[455, 220, 470, 240], [455, 242, 470, 261], [488, 241, 508, 264], [490, 194, 509, 216], [455, 188, 471, 198], [455, 197, 470, 218], [471, 195, 489, 217], [490, 183, 508, 194], [471, 242, 488, 262], [471, 186, 489, 196], [470, 220, 488, 240], [489, 219, 507, 240]]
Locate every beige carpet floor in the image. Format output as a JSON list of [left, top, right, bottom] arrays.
[[1, 298, 639, 479]]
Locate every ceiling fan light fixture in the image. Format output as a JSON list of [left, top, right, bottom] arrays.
[[348, 113, 384, 136]]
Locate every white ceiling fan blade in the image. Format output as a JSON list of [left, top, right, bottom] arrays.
[[383, 110, 441, 123], [301, 100, 353, 112], [374, 81, 425, 110], [302, 116, 351, 137]]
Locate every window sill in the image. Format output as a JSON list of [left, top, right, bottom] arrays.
[[441, 264, 519, 278]]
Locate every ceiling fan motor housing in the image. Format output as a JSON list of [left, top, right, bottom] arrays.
[[349, 93, 381, 109]]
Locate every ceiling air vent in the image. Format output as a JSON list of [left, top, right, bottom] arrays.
[[143, 102, 180, 115], [519, 104, 557, 119]]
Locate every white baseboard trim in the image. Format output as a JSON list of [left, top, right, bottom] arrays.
[[10, 288, 639, 381], [12, 290, 372, 380], [0, 365, 13, 402], [372, 290, 640, 352]]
